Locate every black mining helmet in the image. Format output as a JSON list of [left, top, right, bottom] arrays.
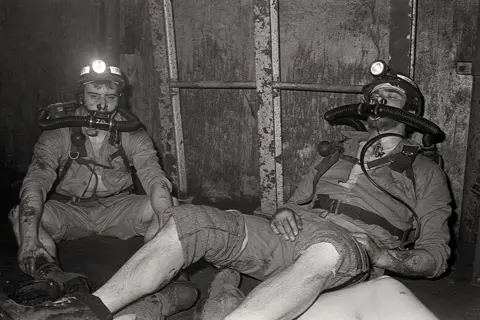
[[362, 60, 425, 117], [77, 59, 126, 90]]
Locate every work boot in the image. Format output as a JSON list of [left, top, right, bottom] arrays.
[[0, 292, 113, 320], [34, 262, 91, 295], [12, 263, 90, 305], [116, 280, 199, 319], [194, 268, 244, 320], [160, 280, 199, 316]]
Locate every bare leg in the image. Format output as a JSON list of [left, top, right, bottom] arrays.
[[93, 216, 185, 313], [141, 202, 160, 243], [9, 206, 56, 259], [298, 275, 439, 320], [224, 242, 340, 320]]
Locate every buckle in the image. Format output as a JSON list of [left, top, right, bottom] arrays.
[[401, 145, 420, 158], [329, 199, 340, 214], [69, 152, 79, 160]]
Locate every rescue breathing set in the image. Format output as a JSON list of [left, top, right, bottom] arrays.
[[38, 59, 143, 200], [302, 60, 447, 248]]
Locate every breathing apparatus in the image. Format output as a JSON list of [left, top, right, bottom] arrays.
[[324, 60, 445, 147], [322, 60, 447, 247], [37, 59, 142, 134]]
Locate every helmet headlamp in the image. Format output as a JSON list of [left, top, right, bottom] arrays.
[[92, 60, 107, 74], [369, 60, 388, 78]]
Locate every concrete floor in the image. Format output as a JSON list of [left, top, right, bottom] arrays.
[[1, 170, 480, 319]]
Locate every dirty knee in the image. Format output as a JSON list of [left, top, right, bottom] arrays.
[[300, 242, 341, 274]]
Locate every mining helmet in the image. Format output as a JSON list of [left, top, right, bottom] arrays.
[[77, 59, 125, 90], [362, 60, 424, 116]]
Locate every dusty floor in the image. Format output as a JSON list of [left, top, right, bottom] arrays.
[[1, 170, 480, 320]]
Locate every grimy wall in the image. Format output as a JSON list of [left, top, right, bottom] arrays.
[[0, 0, 477, 239]]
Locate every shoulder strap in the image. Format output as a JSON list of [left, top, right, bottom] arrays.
[[108, 143, 131, 174], [296, 142, 344, 205], [57, 127, 87, 182]]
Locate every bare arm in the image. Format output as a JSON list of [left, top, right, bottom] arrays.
[[375, 248, 436, 277], [128, 130, 173, 215], [356, 161, 452, 278], [149, 182, 174, 226], [19, 130, 63, 243], [18, 191, 44, 244], [16, 130, 63, 274]]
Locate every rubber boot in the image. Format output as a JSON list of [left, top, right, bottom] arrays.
[[116, 281, 199, 320], [12, 263, 90, 305], [193, 268, 244, 320]]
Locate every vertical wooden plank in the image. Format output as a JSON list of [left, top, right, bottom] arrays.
[[461, 3, 480, 284], [271, 0, 284, 208], [163, 0, 187, 194], [254, 0, 277, 214], [415, 0, 477, 263], [471, 63, 480, 285], [280, 0, 391, 199], [118, 0, 182, 193]]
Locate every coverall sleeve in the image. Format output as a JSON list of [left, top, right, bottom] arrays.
[[413, 162, 452, 278], [20, 130, 64, 201], [283, 155, 324, 212], [127, 129, 172, 196]]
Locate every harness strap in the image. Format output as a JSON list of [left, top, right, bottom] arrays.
[[313, 194, 410, 242], [57, 128, 130, 184], [108, 144, 131, 174], [49, 189, 132, 203], [340, 154, 358, 164], [57, 127, 87, 183], [296, 146, 344, 205]]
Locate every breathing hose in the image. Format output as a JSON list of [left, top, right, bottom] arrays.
[[38, 107, 142, 132], [359, 133, 421, 247], [324, 102, 446, 147]]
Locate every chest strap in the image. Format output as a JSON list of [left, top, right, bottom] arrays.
[[366, 145, 420, 188], [313, 194, 410, 242], [57, 128, 131, 183]]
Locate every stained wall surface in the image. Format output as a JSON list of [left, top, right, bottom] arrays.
[[0, 0, 477, 238]]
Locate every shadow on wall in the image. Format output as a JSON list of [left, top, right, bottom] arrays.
[[445, 173, 460, 271], [0, 165, 24, 224]]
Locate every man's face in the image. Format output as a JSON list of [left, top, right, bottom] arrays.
[[83, 82, 119, 113], [367, 86, 407, 132]]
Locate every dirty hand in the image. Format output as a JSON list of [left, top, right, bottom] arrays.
[[18, 240, 55, 276], [351, 232, 384, 266], [270, 208, 303, 241], [151, 183, 174, 213]]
